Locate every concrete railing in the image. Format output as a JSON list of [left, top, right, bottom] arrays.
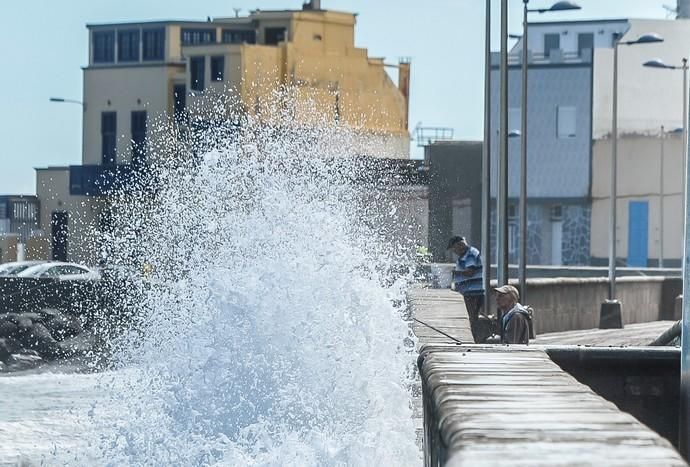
[[506, 276, 681, 334], [424, 264, 681, 334]]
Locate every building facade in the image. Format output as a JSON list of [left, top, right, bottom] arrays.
[[490, 17, 690, 267], [37, 2, 412, 264]]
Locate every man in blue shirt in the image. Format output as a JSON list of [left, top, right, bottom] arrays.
[[448, 236, 485, 343]]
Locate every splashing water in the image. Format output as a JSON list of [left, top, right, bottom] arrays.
[[84, 93, 421, 465]]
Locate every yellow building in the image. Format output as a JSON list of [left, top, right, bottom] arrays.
[[81, 4, 410, 166], [37, 1, 412, 263]]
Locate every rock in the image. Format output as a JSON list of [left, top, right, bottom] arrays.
[[0, 337, 22, 362], [0, 321, 18, 339], [44, 313, 83, 341], [16, 317, 33, 330], [17, 322, 60, 359], [0, 313, 19, 325], [6, 351, 44, 371], [16, 312, 44, 323]]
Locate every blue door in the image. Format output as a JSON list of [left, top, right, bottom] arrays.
[[627, 201, 648, 267]]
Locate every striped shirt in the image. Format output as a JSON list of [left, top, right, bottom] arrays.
[[452, 246, 484, 296]]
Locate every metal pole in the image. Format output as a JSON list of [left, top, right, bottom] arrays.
[[682, 58, 688, 223], [660, 125, 665, 269], [680, 57, 690, 461], [481, 0, 492, 306], [608, 39, 619, 300], [519, 0, 529, 302], [497, 0, 509, 287]]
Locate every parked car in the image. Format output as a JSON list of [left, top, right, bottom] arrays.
[[0, 260, 47, 276], [16, 262, 100, 281]]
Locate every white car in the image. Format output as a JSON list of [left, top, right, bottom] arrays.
[[17, 262, 100, 281], [0, 261, 47, 276]]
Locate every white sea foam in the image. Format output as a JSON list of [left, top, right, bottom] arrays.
[[73, 95, 423, 465]]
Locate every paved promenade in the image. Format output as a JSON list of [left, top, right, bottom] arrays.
[[407, 286, 686, 466]]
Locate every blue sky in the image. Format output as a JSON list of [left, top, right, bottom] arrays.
[[0, 0, 674, 195]]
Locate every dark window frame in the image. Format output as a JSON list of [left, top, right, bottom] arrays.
[[264, 27, 287, 45], [173, 84, 187, 120], [221, 29, 256, 44], [544, 33, 560, 57], [131, 110, 147, 166], [577, 32, 594, 58], [118, 29, 141, 62], [101, 111, 117, 165], [181, 28, 217, 45], [142, 28, 165, 61], [93, 30, 115, 63], [210, 56, 225, 82], [190, 56, 205, 92]]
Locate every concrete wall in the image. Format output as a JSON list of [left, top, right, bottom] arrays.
[[591, 134, 684, 265], [592, 19, 690, 139], [426, 264, 679, 334], [82, 65, 182, 165], [513, 276, 680, 334], [35, 167, 103, 265]]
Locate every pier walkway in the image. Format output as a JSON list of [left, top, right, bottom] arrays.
[[407, 286, 686, 466]]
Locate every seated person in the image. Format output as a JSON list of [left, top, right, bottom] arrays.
[[494, 284, 530, 345]]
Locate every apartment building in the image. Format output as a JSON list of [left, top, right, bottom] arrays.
[[36, 2, 412, 263]]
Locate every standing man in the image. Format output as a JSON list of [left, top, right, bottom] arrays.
[[495, 284, 530, 344], [448, 236, 484, 343]]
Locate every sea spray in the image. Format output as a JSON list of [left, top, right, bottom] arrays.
[[89, 91, 422, 465]]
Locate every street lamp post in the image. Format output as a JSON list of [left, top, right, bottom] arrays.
[[600, 32, 664, 330], [49, 97, 85, 108], [497, 0, 509, 288], [482, 0, 492, 314], [518, 0, 580, 303]]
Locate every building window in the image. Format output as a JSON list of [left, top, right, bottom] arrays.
[[222, 29, 256, 44], [550, 205, 563, 221], [118, 29, 140, 62], [181, 28, 216, 45], [174, 84, 186, 119], [101, 112, 117, 165], [265, 27, 287, 45], [577, 33, 594, 58], [142, 28, 165, 61], [93, 30, 115, 63], [544, 33, 560, 57], [557, 106, 577, 138], [131, 111, 147, 166], [211, 56, 225, 81], [190, 56, 205, 91]]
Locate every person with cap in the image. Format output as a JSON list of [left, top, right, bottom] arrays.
[[495, 284, 531, 345], [447, 236, 484, 343]]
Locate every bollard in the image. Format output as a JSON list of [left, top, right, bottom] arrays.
[[600, 299, 623, 329], [675, 295, 683, 322]]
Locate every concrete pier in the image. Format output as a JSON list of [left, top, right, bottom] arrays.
[[408, 286, 687, 466]]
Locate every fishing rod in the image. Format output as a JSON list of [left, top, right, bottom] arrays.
[[412, 317, 463, 345]]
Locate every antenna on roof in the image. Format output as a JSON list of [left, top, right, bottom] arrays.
[[233, 8, 241, 17], [302, 0, 322, 10]]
